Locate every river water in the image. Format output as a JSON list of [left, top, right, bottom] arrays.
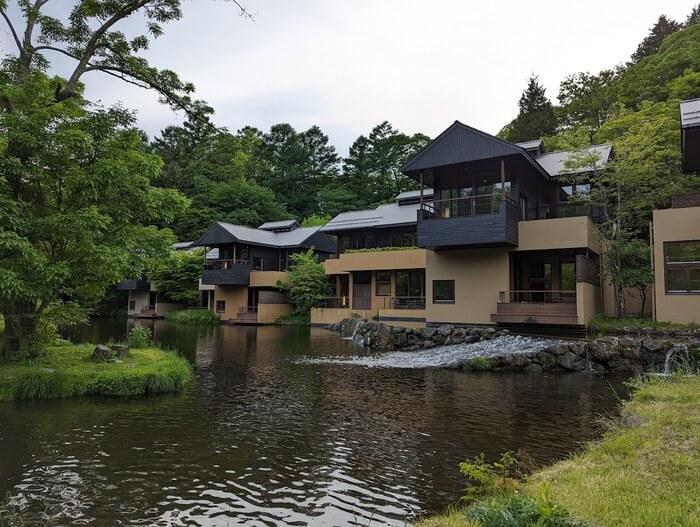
[[0, 319, 629, 526]]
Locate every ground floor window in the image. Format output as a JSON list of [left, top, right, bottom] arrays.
[[376, 271, 391, 296], [665, 241, 700, 294], [432, 280, 455, 304], [129, 300, 135, 310], [216, 300, 226, 313]]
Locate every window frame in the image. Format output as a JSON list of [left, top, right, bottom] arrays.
[[664, 240, 700, 295], [215, 300, 226, 313], [375, 271, 391, 297], [432, 279, 455, 304]]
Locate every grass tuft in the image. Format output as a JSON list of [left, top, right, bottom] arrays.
[[588, 314, 699, 335], [165, 309, 220, 325], [0, 344, 193, 401]]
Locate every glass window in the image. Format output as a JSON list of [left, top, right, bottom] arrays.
[[252, 257, 263, 271], [129, 300, 136, 310], [433, 280, 455, 303], [376, 271, 391, 296], [665, 241, 700, 293], [238, 245, 249, 263], [396, 270, 425, 297], [216, 300, 225, 313]]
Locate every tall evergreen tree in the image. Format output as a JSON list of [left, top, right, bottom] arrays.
[[631, 15, 682, 63], [501, 75, 558, 142]]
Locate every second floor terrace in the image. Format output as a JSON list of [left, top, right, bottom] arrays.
[[401, 121, 611, 250]]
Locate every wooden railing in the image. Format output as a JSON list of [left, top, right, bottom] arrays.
[[203, 259, 249, 271], [421, 193, 516, 219], [384, 296, 426, 310], [498, 290, 576, 304], [314, 297, 350, 309]]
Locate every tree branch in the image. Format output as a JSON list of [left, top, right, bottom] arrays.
[[0, 8, 22, 52]]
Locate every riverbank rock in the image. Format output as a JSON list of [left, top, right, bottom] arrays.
[[111, 344, 129, 358], [92, 345, 113, 360], [326, 318, 700, 374]]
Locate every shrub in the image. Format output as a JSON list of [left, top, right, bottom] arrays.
[[460, 452, 521, 503], [278, 249, 333, 314], [127, 323, 152, 349], [465, 493, 589, 527], [165, 309, 220, 325], [469, 357, 490, 371]]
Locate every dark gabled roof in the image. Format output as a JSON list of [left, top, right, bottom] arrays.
[[195, 221, 335, 251], [681, 98, 700, 128], [258, 219, 299, 231], [400, 121, 551, 181]]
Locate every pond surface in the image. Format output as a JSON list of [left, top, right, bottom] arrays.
[[0, 319, 629, 526]]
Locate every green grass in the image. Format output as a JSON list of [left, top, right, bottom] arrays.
[[344, 246, 418, 253], [276, 311, 310, 325], [419, 375, 700, 527], [0, 344, 193, 401], [588, 314, 699, 335], [526, 375, 700, 527], [165, 308, 220, 325]]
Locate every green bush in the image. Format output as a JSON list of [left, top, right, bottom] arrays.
[[275, 312, 310, 325], [278, 249, 333, 314], [588, 314, 699, 335], [469, 357, 490, 371], [465, 493, 589, 527], [127, 323, 152, 349], [165, 309, 220, 325]]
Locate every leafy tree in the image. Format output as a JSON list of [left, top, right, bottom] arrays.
[[206, 180, 290, 227], [687, 4, 700, 26], [148, 249, 204, 306], [619, 23, 700, 107], [301, 214, 331, 227], [500, 75, 558, 142], [277, 249, 332, 316], [631, 15, 682, 63], [0, 71, 186, 357], [558, 70, 619, 138], [170, 207, 220, 242]]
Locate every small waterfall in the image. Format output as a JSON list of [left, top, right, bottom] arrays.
[[663, 344, 691, 375], [585, 347, 593, 372], [341, 318, 366, 345]]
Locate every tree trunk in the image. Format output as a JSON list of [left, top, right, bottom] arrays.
[[1, 301, 42, 359], [615, 284, 625, 318]]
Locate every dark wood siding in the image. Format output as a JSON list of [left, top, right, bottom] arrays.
[[201, 263, 251, 286], [417, 200, 519, 249]]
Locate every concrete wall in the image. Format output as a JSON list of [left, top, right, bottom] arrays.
[[377, 308, 426, 329], [127, 290, 149, 316], [602, 282, 652, 317], [576, 281, 602, 325], [425, 248, 510, 325], [249, 271, 289, 288], [311, 307, 353, 326], [213, 285, 248, 322], [258, 303, 293, 324], [652, 206, 700, 324], [155, 302, 181, 317], [517, 216, 601, 254], [324, 248, 426, 274]]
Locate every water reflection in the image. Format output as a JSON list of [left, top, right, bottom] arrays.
[[0, 320, 629, 526]]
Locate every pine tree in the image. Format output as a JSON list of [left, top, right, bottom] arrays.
[[631, 15, 682, 63], [502, 75, 558, 142]]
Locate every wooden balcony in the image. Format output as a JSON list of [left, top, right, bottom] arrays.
[[201, 259, 251, 286], [491, 290, 579, 326], [236, 306, 258, 325], [417, 194, 519, 250]]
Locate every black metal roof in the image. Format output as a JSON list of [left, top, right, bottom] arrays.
[[400, 121, 551, 185]]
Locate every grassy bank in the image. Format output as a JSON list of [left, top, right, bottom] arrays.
[[0, 344, 193, 401], [588, 314, 699, 335], [165, 308, 220, 325], [418, 375, 700, 527]]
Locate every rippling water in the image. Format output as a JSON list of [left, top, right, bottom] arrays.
[[0, 319, 629, 526]]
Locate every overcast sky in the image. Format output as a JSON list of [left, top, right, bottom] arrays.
[[2, 1, 696, 154]]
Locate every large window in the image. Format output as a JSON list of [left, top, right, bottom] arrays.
[[665, 241, 700, 294], [376, 271, 391, 296], [396, 270, 424, 298], [432, 280, 455, 304]]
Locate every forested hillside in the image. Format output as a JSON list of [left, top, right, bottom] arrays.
[[155, 6, 700, 245]]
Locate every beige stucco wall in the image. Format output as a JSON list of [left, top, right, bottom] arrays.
[[310, 307, 353, 325], [652, 206, 700, 324], [155, 302, 181, 317], [576, 281, 602, 325], [425, 248, 510, 325], [323, 249, 427, 274], [601, 281, 652, 317], [213, 285, 248, 321], [377, 308, 426, 329], [127, 290, 150, 316], [249, 271, 290, 288], [258, 303, 293, 324], [517, 216, 602, 253]]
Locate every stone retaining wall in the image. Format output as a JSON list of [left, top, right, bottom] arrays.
[[327, 318, 700, 374]]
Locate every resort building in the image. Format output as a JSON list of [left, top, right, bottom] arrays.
[[195, 220, 337, 324], [312, 121, 614, 330], [119, 241, 199, 319], [649, 99, 700, 324]]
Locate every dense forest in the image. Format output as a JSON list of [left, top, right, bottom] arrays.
[[154, 6, 700, 245]]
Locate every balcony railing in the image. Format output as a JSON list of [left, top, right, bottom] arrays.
[[238, 306, 259, 314], [314, 297, 351, 309], [498, 290, 576, 304], [203, 259, 249, 271], [383, 296, 426, 310], [420, 193, 514, 218]]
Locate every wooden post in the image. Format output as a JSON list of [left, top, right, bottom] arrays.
[[419, 171, 424, 212], [500, 160, 506, 200]]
